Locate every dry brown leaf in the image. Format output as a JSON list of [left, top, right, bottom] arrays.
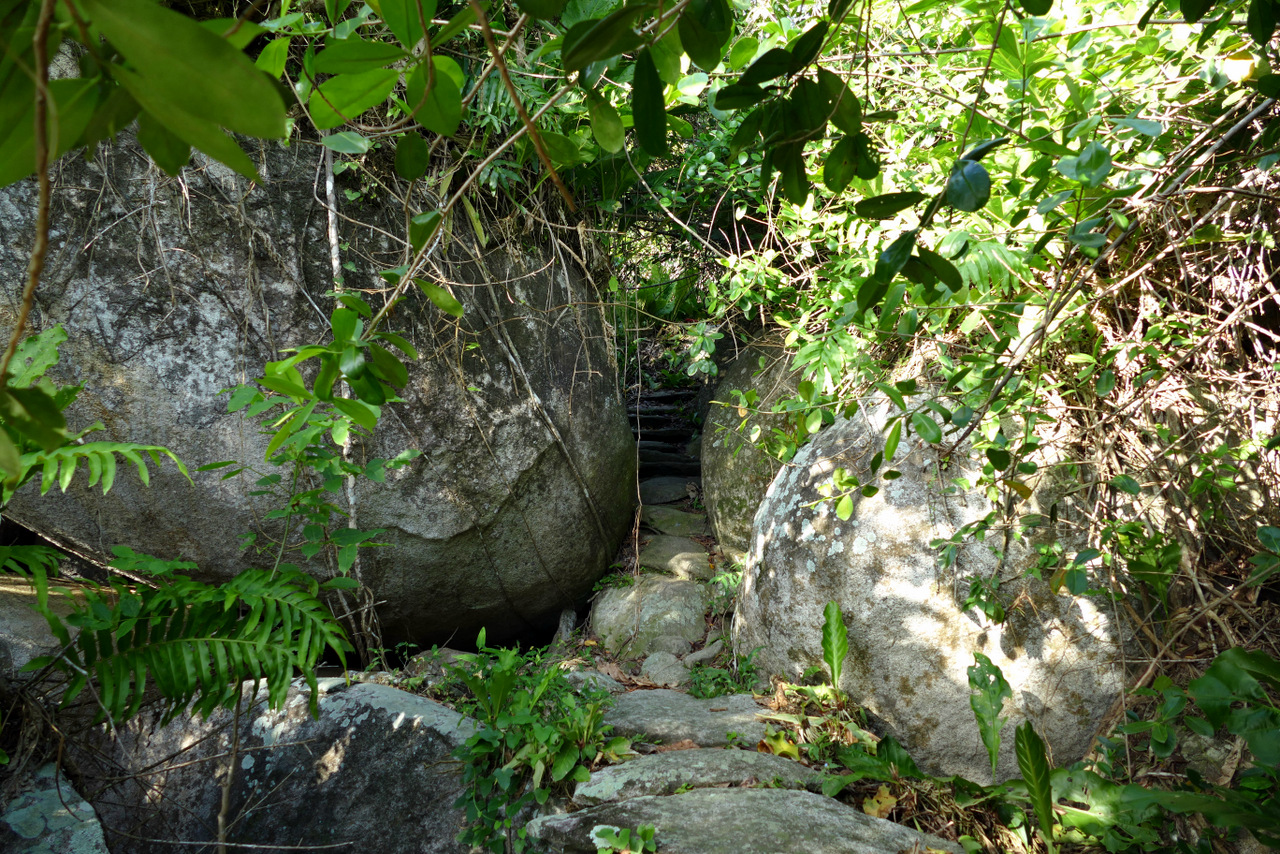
[[652, 739, 699, 752], [863, 783, 897, 818]]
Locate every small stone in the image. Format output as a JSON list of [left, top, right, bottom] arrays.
[[590, 576, 708, 657], [647, 635, 693, 657], [684, 639, 725, 667], [640, 506, 709, 537], [639, 477, 696, 505], [563, 669, 625, 694], [640, 653, 689, 687], [638, 535, 714, 581]]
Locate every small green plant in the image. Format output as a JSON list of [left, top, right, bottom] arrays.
[[968, 652, 1012, 781], [450, 632, 631, 853], [819, 600, 848, 707], [688, 648, 759, 700], [590, 824, 657, 853]]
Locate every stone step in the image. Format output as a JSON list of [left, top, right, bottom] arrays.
[[639, 461, 702, 478]]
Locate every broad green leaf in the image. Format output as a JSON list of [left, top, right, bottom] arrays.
[[871, 230, 917, 286], [136, 110, 191, 176], [0, 431, 22, 487], [540, 130, 582, 166], [968, 653, 1012, 780], [788, 22, 829, 72], [310, 68, 399, 130], [959, 137, 1009, 162], [728, 36, 759, 69], [1018, 0, 1052, 14], [884, 419, 902, 461], [1095, 370, 1116, 396], [836, 494, 854, 520], [874, 381, 906, 412], [415, 279, 464, 317], [409, 211, 443, 252], [0, 79, 100, 187], [1015, 723, 1057, 849], [406, 58, 463, 137], [632, 49, 667, 157], [946, 159, 991, 212], [852, 132, 880, 179], [320, 131, 371, 154], [586, 90, 624, 153], [915, 245, 963, 289], [117, 65, 261, 181], [395, 133, 430, 180], [911, 411, 942, 444], [1181, 0, 1215, 23], [333, 397, 380, 431], [816, 68, 860, 134], [1057, 142, 1112, 188], [561, 5, 651, 71], [380, 0, 436, 48], [713, 82, 768, 111], [650, 27, 685, 84], [314, 36, 408, 74], [339, 346, 367, 379], [823, 134, 857, 193], [255, 37, 292, 77], [821, 601, 848, 688], [1110, 474, 1142, 494], [200, 18, 266, 50], [775, 142, 809, 204], [368, 343, 409, 387], [679, 0, 733, 72], [1248, 0, 1277, 42], [855, 191, 928, 220], [740, 48, 792, 86], [84, 0, 286, 139], [330, 307, 359, 343], [1112, 117, 1164, 137], [515, 0, 568, 18]]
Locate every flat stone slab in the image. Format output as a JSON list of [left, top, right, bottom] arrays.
[[575, 748, 825, 806], [604, 689, 767, 747], [526, 788, 965, 854], [638, 535, 713, 581], [641, 506, 709, 537], [0, 763, 109, 854], [640, 477, 698, 505]]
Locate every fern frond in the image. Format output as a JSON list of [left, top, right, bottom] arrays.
[[35, 563, 349, 724]]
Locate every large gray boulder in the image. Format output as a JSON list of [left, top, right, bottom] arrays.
[[0, 763, 108, 854], [733, 396, 1134, 783], [0, 136, 634, 643], [65, 678, 475, 854], [525, 788, 965, 853], [701, 339, 800, 554]]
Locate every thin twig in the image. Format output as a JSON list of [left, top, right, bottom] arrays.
[[0, 0, 58, 385]]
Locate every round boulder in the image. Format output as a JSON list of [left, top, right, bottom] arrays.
[[0, 137, 634, 644], [701, 338, 800, 555], [733, 395, 1135, 783]]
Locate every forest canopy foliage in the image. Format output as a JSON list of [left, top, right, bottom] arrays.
[[1, 0, 1280, 848]]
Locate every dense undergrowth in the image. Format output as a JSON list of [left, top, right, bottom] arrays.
[[1, 0, 1279, 850]]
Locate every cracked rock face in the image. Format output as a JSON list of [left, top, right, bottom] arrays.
[[733, 395, 1134, 783], [0, 136, 634, 643]]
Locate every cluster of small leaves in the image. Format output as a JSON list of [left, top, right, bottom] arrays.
[[589, 824, 657, 854], [25, 546, 352, 723], [449, 632, 630, 853]]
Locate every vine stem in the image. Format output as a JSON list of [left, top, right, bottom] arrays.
[[469, 0, 576, 212], [0, 0, 57, 386]]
